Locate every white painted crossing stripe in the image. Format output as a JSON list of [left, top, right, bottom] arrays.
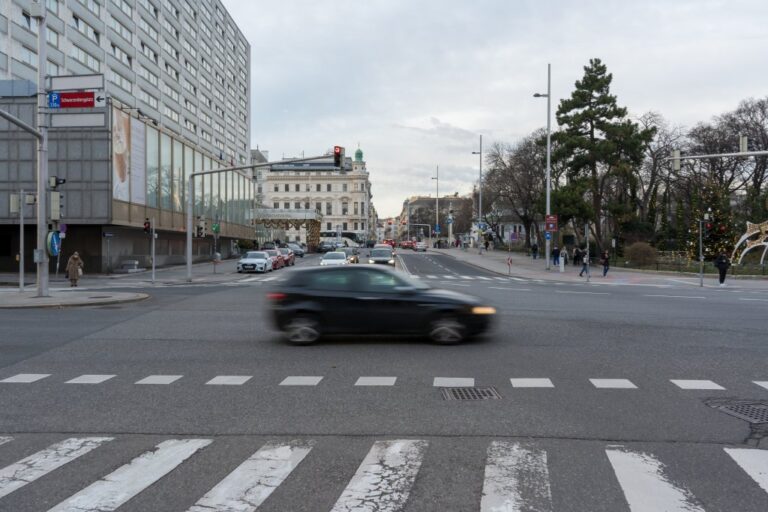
[[442, 275, 458, 279], [65, 374, 116, 384], [724, 448, 768, 494], [49, 439, 211, 512], [459, 275, 475, 280], [510, 378, 554, 388], [489, 287, 531, 291], [754, 381, 768, 391], [605, 446, 705, 512], [0, 437, 12, 447], [330, 440, 428, 512], [493, 276, 509, 281], [670, 379, 725, 390], [480, 441, 553, 512], [740, 297, 768, 302], [0, 373, 50, 383], [280, 376, 323, 386], [644, 294, 705, 300], [206, 376, 253, 385], [240, 276, 263, 282], [476, 276, 493, 281], [188, 441, 313, 512], [0, 437, 113, 500], [510, 277, 527, 282], [590, 379, 638, 389], [136, 375, 183, 385], [555, 290, 610, 295], [409, 275, 421, 279], [433, 377, 474, 387], [261, 276, 278, 281], [355, 376, 397, 386]]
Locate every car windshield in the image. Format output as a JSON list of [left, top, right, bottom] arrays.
[[323, 252, 346, 260], [279, 248, 290, 254], [265, 250, 278, 256], [371, 249, 392, 258], [245, 252, 267, 259]]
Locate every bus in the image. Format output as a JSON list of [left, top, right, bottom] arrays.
[[319, 231, 364, 248]]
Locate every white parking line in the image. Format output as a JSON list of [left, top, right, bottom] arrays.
[[135, 375, 183, 385], [280, 376, 323, 386], [206, 376, 252, 385], [0, 373, 51, 383], [670, 379, 725, 390], [65, 374, 116, 384], [0, 437, 12, 447], [433, 377, 474, 387]]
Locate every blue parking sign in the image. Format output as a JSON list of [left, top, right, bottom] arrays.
[[47, 92, 61, 108], [545, 232, 551, 240]]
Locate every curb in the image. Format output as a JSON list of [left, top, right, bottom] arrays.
[[0, 293, 150, 309]]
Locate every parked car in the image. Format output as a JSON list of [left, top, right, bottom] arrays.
[[267, 265, 496, 344], [382, 239, 396, 248], [415, 241, 427, 252], [337, 247, 359, 264], [320, 252, 349, 266], [368, 247, 395, 265], [287, 243, 305, 258], [237, 251, 273, 273], [264, 249, 285, 269], [279, 247, 296, 266], [399, 240, 415, 250], [262, 242, 276, 250], [317, 241, 335, 253]]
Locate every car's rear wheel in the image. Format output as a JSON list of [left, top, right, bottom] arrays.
[[284, 315, 321, 345], [429, 315, 466, 344]]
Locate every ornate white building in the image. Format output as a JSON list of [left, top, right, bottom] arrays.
[[258, 148, 377, 245]]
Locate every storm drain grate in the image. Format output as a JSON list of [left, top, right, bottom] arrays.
[[706, 399, 768, 424], [441, 387, 502, 401]]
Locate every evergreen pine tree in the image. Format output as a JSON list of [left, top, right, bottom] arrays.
[[686, 184, 736, 260]]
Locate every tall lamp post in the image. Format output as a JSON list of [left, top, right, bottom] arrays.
[[472, 135, 483, 246], [432, 165, 439, 245], [534, 63, 552, 270]]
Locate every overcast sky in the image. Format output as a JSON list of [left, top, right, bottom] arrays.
[[222, 0, 768, 217]]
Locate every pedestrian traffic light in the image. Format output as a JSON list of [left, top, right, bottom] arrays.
[[143, 218, 151, 234], [48, 176, 66, 189], [197, 217, 206, 238], [333, 146, 344, 167], [196, 225, 203, 238]]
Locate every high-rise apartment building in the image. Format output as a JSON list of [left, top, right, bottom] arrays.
[[0, 0, 250, 164]]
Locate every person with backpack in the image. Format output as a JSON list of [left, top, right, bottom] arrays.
[[714, 251, 731, 287]]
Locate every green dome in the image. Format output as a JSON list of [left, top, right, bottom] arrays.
[[354, 147, 364, 162]]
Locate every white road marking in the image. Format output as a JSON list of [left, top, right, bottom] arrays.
[[442, 275, 457, 280], [493, 277, 509, 281], [49, 439, 211, 512], [459, 275, 475, 280], [480, 441, 553, 512], [424, 275, 438, 279], [476, 276, 493, 281], [206, 376, 253, 385], [670, 379, 725, 390], [261, 276, 278, 281], [330, 440, 428, 512], [0, 373, 50, 383], [644, 294, 705, 300], [135, 375, 183, 385], [188, 441, 314, 512], [433, 377, 475, 387], [489, 287, 531, 292], [510, 378, 554, 388], [510, 277, 528, 282], [240, 276, 263, 282], [65, 374, 116, 384], [280, 376, 323, 386], [555, 291, 610, 295], [442, 282, 470, 287], [590, 379, 638, 389], [0, 437, 113, 500], [0, 437, 12, 447], [724, 448, 768, 494], [355, 377, 397, 386], [605, 445, 705, 512], [754, 381, 768, 391], [740, 298, 768, 302]]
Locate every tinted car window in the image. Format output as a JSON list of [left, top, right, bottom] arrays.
[[266, 250, 279, 257], [246, 252, 268, 259], [323, 252, 346, 260], [351, 270, 403, 294], [307, 270, 352, 291], [279, 248, 291, 254], [371, 249, 392, 258]]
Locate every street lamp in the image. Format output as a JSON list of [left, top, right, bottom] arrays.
[[432, 166, 439, 245], [472, 135, 483, 248], [534, 63, 552, 270]]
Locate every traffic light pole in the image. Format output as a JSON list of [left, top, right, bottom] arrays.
[[699, 219, 704, 288], [36, 7, 49, 297], [151, 217, 156, 284]]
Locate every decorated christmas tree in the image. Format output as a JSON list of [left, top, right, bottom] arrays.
[[686, 184, 736, 261]]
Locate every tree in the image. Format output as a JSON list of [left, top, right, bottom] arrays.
[[686, 184, 736, 260], [553, 58, 656, 249]]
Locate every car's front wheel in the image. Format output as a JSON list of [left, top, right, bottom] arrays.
[[284, 315, 321, 345], [429, 315, 466, 344]]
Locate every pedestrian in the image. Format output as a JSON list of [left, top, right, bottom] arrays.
[[579, 251, 589, 277], [562, 248, 569, 265], [484, 239, 490, 252], [601, 250, 610, 277], [531, 243, 539, 259], [552, 245, 560, 266], [66, 251, 84, 287], [714, 251, 731, 287], [573, 247, 580, 266]]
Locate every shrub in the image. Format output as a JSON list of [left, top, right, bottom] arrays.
[[625, 242, 657, 266]]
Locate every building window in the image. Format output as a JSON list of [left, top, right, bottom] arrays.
[[326, 184, 331, 192], [184, 119, 196, 132], [109, 16, 132, 43], [294, 184, 299, 192], [137, 88, 158, 108], [138, 18, 158, 40], [343, 222, 348, 231], [284, 202, 290, 209], [140, 42, 158, 62], [327, 222, 332, 231], [354, 222, 358, 230], [342, 202, 348, 215], [325, 203, 332, 215], [354, 202, 359, 215], [305, 202, 310, 209], [162, 40, 178, 60], [108, 70, 132, 92], [273, 184, 279, 192], [46, 29, 59, 48], [111, 44, 131, 67], [273, 202, 279, 209], [284, 184, 289, 192], [315, 202, 321, 212], [163, 105, 179, 123], [315, 183, 321, 192], [72, 15, 100, 44], [342, 184, 347, 192], [160, 81, 179, 102], [294, 202, 300, 209], [137, 65, 158, 86], [138, 0, 158, 17], [114, 0, 132, 16], [77, 0, 100, 16], [69, 45, 100, 72], [46, 0, 59, 15]]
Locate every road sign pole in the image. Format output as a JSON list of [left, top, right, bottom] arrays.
[[151, 216, 156, 284], [36, 7, 49, 297], [19, 189, 24, 292]]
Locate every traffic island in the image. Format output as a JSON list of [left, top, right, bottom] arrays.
[[0, 290, 149, 309]]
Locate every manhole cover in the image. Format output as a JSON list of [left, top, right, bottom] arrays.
[[441, 387, 501, 401], [706, 399, 768, 424]]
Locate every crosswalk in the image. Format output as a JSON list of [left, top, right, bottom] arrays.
[[0, 435, 766, 511]]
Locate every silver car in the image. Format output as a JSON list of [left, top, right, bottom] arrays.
[[237, 251, 273, 273]]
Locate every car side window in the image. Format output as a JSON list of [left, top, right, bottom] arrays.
[[352, 270, 403, 294], [306, 271, 352, 291]]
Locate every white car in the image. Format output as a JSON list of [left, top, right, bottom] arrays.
[[237, 251, 273, 273], [319, 252, 349, 266], [414, 242, 427, 252]]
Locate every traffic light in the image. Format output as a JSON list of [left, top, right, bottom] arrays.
[[48, 176, 66, 189], [196, 225, 204, 238], [704, 222, 713, 234], [333, 146, 344, 167], [197, 217, 207, 238], [143, 218, 151, 234]]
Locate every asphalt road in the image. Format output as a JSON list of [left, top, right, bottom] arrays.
[[1, 251, 767, 511]]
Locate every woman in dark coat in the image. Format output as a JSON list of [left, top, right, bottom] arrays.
[[714, 251, 731, 287]]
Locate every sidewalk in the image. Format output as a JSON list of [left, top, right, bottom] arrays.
[[430, 247, 768, 290], [0, 289, 149, 309]]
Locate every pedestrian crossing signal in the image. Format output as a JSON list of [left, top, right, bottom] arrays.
[[143, 219, 151, 234]]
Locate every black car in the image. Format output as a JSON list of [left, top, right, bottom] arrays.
[[317, 241, 335, 253], [267, 266, 496, 344], [287, 243, 305, 257]]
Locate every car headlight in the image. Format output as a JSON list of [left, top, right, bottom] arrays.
[[388, 259, 394, 264], [471, 306, 496, 315]]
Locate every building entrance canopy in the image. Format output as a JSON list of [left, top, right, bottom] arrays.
[[252, 208, 323, 248]]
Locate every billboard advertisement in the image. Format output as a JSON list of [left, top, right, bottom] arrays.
[[130, 118, 146, 205], [112, 107, 131, 201]]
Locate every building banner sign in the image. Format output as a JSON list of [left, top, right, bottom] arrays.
[[130, 117, 146, 205], [112, 107, 131, 201]]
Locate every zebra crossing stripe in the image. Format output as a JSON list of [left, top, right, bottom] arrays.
[[0, 437, 12, 447], [0, 373, 50, 383], [188, 441, 313, 512], [724, 448, 768, 494], [0, 437, 113, 500], [459, 275, 474, 280], [48, 439, 211, 512], [476, 276, 492, 281], [605, 445, 705, 512], [480, 441, 553, 512], [330, 440, 428, 512]]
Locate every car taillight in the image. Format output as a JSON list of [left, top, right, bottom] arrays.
[[267, 292, 286, 301]]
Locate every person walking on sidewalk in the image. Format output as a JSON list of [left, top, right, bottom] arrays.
[[66, 251, 84, 287], [552, 245, 560, 266], [714, 251, 731, 287], [562, 248, 569, 266], [601, 250, 610, 277], [573, 247, 581, 266], [531, 243, 539, 259], [579, 251, 589, 277]]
